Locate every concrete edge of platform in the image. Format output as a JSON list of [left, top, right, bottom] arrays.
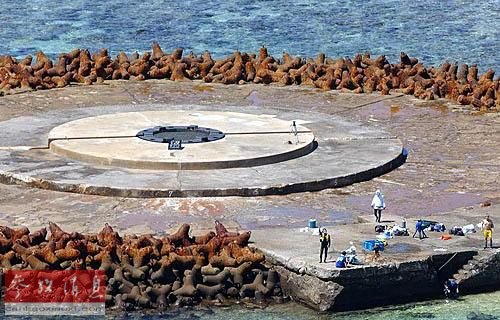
[[0, 147, 408, 198], [261, 246, 483, 311], [48, 137, 317, 170]]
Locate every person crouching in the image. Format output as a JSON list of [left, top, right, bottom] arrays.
[[336, 251, 349, 268], [444, 279, 459, 299]]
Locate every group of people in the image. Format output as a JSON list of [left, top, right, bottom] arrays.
[[318, 227, 378, 267], [369, 189, 495, 248], [318, 189, 496, 267], [315, 189, 495, 301], [319, 228, 363, 267]]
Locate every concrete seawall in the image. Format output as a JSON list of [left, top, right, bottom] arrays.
[[268, 251, 478, 311], [459, 250, 500, 294], [251, 205, 500, 312], [266, 251, 479, 311]]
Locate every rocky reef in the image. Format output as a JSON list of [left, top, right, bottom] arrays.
[[0, 42, 498, 111], [0, 220, 282, 310]]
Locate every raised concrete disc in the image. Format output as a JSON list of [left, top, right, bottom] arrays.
[[0, 104, 406, 197], [48, 111, 315, 170]]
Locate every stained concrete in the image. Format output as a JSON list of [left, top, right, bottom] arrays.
[[47, 110, 313, 138], [47, 110, 316, 170], [252, 208, 496, 280], [0, 80, 498, 259], [0, 102, 404, 197]]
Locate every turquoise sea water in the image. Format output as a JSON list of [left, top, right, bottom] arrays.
[[107, 290, 500, 320], [1, 1, 499, 72], [6, 291, 500, 320]]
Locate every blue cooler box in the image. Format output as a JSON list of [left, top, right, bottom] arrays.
[[308, 219, 317, 228], [363, 240, 385, 251]]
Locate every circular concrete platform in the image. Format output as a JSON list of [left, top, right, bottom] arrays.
[[0, 104, 406, 197], [47, 111, 315, 170]]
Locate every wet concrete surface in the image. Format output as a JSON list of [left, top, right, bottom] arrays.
[[0, 81, 499, 264], [254, 205, 499, 272], [0, 105, 403, 197]]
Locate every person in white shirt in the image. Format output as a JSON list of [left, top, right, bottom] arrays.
[[371, 189, 386, 223]]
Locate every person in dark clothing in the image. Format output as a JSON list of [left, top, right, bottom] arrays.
[[319, 228, 331, 263], [413, 219, 428, 239], [373, 243, 382, 262], [444, 279, 459, 299]]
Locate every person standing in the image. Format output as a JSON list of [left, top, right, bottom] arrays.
[[413, 219, 428, 240], [371, 189, 386, 223], [289, 121, 299, 144], [482, 215, 494, 249], [319, 227, 331, 263]]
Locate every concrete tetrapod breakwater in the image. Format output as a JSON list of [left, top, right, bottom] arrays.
[[0, 42, 498, 111], [0, 221, 283, 310]]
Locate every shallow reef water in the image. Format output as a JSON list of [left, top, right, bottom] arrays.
[[104, 290, 500, 319], [1, 1, 498, 72]]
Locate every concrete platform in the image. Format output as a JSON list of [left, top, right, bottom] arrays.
[[0, 103, 405, 197], [48, 111, 315, 170], [251, 209, 491, 280]]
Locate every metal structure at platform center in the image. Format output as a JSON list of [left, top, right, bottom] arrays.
[[136, 125, 225, 144]]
